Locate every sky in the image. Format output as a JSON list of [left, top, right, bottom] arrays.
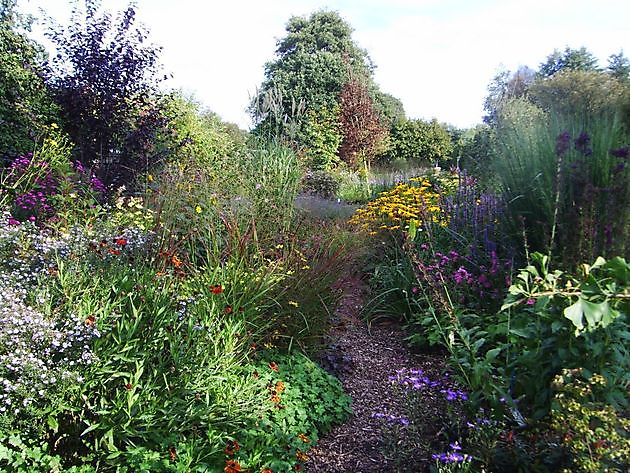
[[17, 0, 630, 130]]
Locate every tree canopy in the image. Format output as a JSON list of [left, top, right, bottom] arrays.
[[44, 0, 165, 187], [250, 9, 400, 166], [0, 0, 59, 158]]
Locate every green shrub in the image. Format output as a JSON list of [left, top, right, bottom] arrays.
[[301, 170, 339, 199], [385, 118, 453, 166]]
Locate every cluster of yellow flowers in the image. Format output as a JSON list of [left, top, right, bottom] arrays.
[[349, 177, 445, 235]]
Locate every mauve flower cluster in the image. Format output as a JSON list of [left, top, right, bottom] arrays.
[[416, 245, 511, 310], [389, 368, 468, 403], [431, 441, 471, 464], [3, 153, 105, 225], [0, 287, 99, 416]]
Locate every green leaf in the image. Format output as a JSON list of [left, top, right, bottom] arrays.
[[485, 347, 502, 362], [564, 300, 585, 331], [407, 219, 417, 241], [564, 298, 612, 332]]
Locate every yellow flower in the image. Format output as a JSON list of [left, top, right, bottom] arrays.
[[288, 300, 299, 307], [195, 205, 202, 214], [147, 174, 154, 182]]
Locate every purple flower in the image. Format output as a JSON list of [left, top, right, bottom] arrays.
[[555, 131, 571, 157], [90, 176, 106, 193], [574, 131, 592, 156], [452, 266, 470, 285], [610, 147, 629, 159]]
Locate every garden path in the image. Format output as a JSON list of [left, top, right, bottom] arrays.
[[306, 275, 450, 473]]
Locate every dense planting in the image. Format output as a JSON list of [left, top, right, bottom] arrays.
[[1, 0, 629, 471]]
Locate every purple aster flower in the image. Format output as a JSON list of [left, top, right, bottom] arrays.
[[610, 147, 629, 159], [574, 131, 592, 156], [555, 131, 571, 157]]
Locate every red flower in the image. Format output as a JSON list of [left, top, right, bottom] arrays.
[[224, 459, 242, 473], [125, 383, 133, 391], [268, 362, 279, 372], [115, 238, 128, 246], [168, 446, 176, 461], [211, 284, 224, 294], [108, 248, 121, 256], [224, 440, 240, 455], [224, 305, 233, 315]]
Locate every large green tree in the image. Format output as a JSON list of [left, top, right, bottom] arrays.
[[0, 0, 58, 159], [250, 9, 401, 163], [538, 46, 599, 78]]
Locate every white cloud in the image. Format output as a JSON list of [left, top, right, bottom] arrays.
[[17, 0, 630, 129]]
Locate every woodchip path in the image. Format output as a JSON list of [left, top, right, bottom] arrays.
[[306, 275, 450, 473]]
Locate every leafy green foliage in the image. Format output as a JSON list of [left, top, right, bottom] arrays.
[[301, 170, 340, 199], [385, 118, 453, 165], [232, 352, 351, 471], [538, 46, 600, 78], [302, 105, 342, 170], [250, 9, 402, 157], [528, 69, 629, 119], [0, 0, 59, 158], [549, 369, 630, 472]]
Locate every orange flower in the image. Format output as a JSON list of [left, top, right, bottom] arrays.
[[268, 362, 279, 372], [270, 394, 281, 404], [275, 381, 285, 394], [261, 469, 273, 473], [171, 255, 182, 268], [168, 446, 176, 461], [295, 450, 308, 462], [108, 248, 121, 256], [224, 440, 240, 455], [211, 284, 224, 294], [224, 305, 233, 315], [115, 238, 128, 246], [298, 433, 309, 443], [155, 271, 165, 277], [224, 459, 242, 473], [85, 315, 96, 326]]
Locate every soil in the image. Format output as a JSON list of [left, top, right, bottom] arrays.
[[306, 275, 452, 473]]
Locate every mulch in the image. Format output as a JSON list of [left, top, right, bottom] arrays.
[[306, 275, 451, 473]]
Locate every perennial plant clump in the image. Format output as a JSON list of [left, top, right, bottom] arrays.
[[349, 177, 444, 234]]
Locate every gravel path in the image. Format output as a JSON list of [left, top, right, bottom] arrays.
[[306, 276, 451, 473]]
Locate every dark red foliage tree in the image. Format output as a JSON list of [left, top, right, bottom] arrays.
[[44, 0, 167, 188], [338, 75, 387, 168]]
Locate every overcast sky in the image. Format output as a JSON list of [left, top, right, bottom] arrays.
[[18, 0, 630, 130]]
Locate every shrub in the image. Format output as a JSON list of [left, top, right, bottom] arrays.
[[301, 170, 339, 199], [385, 118, 453, 166], [0, 2, 59, 158]]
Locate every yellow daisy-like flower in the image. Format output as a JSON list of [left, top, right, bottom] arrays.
[[195, 205, 202, 214]]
